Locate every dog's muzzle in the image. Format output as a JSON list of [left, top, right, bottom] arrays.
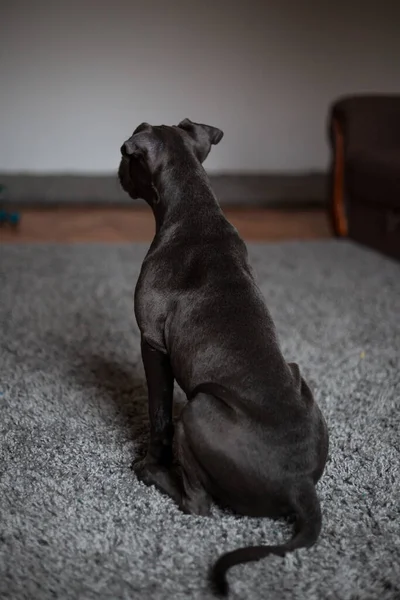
[[118, 157, 139, 200], [118, 158, 129, 190], [120, 142, 134, 158]]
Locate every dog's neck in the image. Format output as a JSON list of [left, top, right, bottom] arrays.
[[149, 159, 223, 235]]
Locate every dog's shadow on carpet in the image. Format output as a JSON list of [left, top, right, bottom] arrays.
[[71, 352, 185, 458]]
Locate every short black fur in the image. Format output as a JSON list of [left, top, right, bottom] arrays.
[[118, 118, 329, 596]]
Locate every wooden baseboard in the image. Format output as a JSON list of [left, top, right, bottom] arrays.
[[0, 206, 331, 243], [0, 172, 327, 208]]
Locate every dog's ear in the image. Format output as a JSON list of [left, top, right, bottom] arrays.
[[133, 122, 152, 135], [177, 118, 224, 163], [121, 122, 153, 160], [178, 118, 224, 145]]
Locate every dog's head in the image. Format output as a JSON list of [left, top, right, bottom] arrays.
[[118, 119, 223, 205]]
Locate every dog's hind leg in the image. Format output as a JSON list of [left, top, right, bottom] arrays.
[[132, 413, 212, 514], [175, 418, 212, 516], [172, 389, 242, 517]]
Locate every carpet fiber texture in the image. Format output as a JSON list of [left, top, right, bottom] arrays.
[[1, 241, 399, 600]]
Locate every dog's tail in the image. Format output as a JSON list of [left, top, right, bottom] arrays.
[[210, 479, 322, 597]]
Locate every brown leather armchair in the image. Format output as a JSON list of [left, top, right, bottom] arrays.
[[328, 95, 400, 260]]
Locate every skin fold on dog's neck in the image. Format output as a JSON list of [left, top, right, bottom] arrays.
[[151, 158, 222, 235]]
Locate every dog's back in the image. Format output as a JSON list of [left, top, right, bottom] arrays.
[[138, 210, 291, 401]]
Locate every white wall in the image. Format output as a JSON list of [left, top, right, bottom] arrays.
[[1, 0, 400, 173]]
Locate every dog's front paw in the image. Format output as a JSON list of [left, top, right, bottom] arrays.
[[133, 442, 173, 470], [131, 457, 182, 505], [131, 455, 157, 484]]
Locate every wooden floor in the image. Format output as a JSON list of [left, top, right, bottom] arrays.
[[0, 207, 331, 242]]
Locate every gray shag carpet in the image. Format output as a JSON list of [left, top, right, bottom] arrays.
[[1, 240, 399, 600]]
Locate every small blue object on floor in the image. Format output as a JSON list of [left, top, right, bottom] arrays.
[[0, 209, 20, 226], [0, 184, 20, 227]]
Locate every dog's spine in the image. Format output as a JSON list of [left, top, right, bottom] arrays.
[[210, 479, 322, 597]]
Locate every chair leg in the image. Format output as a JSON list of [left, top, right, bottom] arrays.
[[330, 119, 348, 237]]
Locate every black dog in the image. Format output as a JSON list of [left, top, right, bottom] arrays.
[[118, 119, 329, 595]]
